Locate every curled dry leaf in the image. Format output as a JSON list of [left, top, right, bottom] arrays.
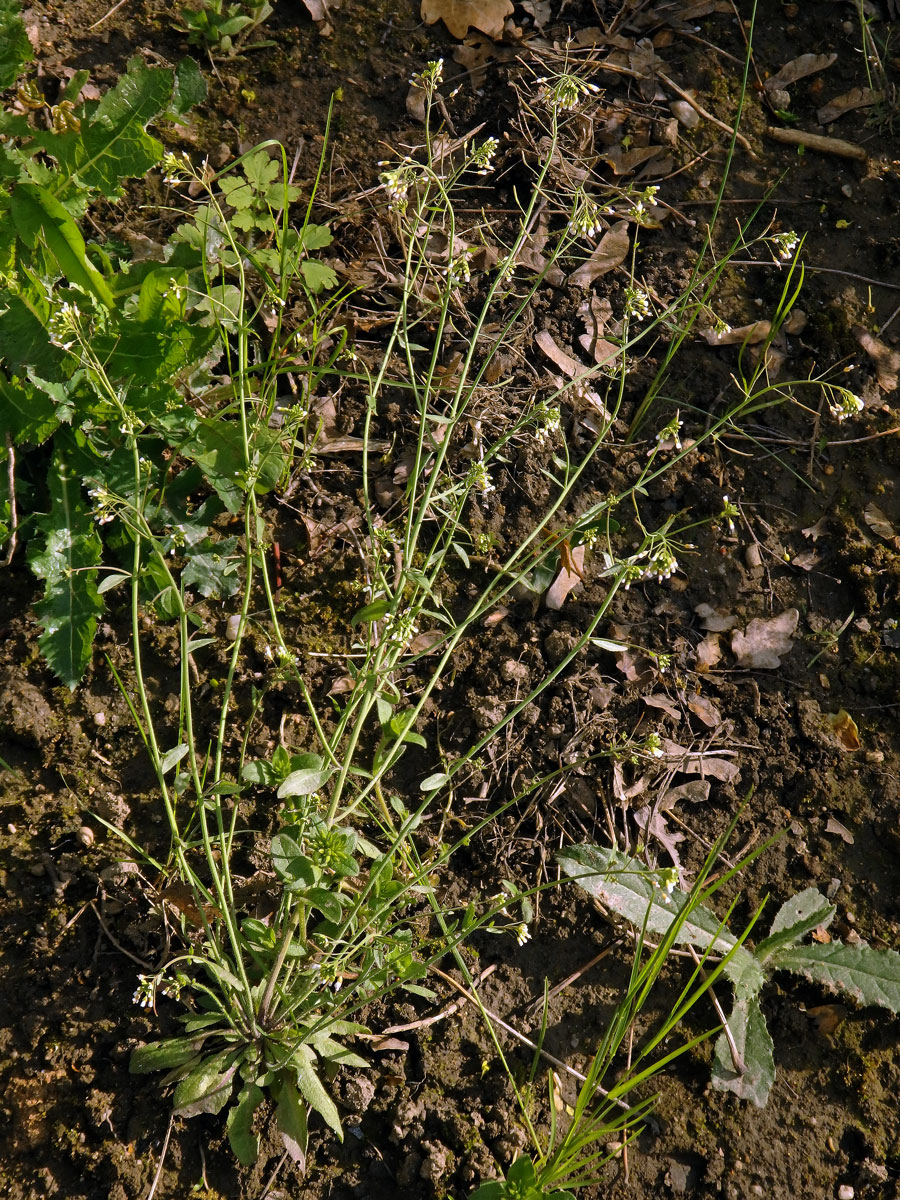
[[702, 310, 806, 346], [659, 779, 711, 808], [568, 221, 631, 289], [817, 87, 882, 125], [731, 608, 799, 669], [825, 815, 855, 844], [826, 709, 860, 752], [806, 1003, 847, 1035], [687, 692, 721, 728], [764, 52, 837, 93], [863, 502, 894, 540], [694, 632, 722, 673], [407, 630, 444, 655], [792, 550, 821, 571], [632, 806, 684, 878], [643, 693, 682, 720], [482, 606, 509, 628], [802, 517, 828, 542], [660, 739, 740, 782], [420, 0, 513, 39], [578, 295, 619, 367], [545, 543, 585, 610], [855, 327, 900, 392]]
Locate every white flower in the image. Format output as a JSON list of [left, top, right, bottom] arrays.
[[827, 389, 864, 422]]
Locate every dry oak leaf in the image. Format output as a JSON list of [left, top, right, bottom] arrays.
[[421, 0, 512, 39], [568, 221, 631, 289], [731, 608, 799, 668], [545, 543, 586, 610]]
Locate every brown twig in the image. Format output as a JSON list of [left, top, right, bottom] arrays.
[[381, 963, 498, 1033], [88, 0, 130, 29]]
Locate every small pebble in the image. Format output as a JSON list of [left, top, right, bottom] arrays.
[[838, 1186, 854, 1200], [226, 614, 241, 641], [744, 544, 762, 570], [670, 100, 700, 128], [93, 711, 106, 726], [76, 826, 94, 848]]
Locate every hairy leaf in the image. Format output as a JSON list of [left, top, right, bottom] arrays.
[[772, 941, 900, 1013], [29, 453, 103, 687], [711, 986, 775, 1106], [275, 1074, 308, 1165], [181, 535, 241, 599], [755, 887, 836, 962], [557, 844, 762, 988], [173, 1051, 239, 1118], [130, 1035, 208, 1074]]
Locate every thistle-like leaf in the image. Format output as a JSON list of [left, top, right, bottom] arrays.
[[29, 452, 103, 688]]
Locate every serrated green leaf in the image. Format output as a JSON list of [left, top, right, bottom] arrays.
[[756, 887, 836, 962], [299, 224, 332, 252], [29, 452, 103, 687], [772, 940, 900, 1013], [227, 1082, 264, 1165], [75, 61, 172, 194], [275, 1074, 308, 1165], [711, 988, 775, 1106], [10, 184, 115, 307], [293, 1043, 342, 1138], [0, 0, 31, 90], [171, 57, 206, 117]]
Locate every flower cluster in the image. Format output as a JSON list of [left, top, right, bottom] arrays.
[[469, 136, 499, 175], [605, 543, 681, 590], [631, 185, 660, 224], [466, 460, 495, 495], [378, 162, 421, 213], [443, 249, 473, 287], [720, 494, 739, 535], [651, 414, 683, 452], [536, 72, 601, 111], [624, 285, 652, 321], [161, 149, 196, 185], [47, 299, 82, 352], [132, 974, 157, 1009], [410, 59, 444, 91], [530, 402, 561, 443], [567, 190, 605, 239], [87, 484, 117, 526], [826, 386, 864, 422], [770, 230, 800, 261]]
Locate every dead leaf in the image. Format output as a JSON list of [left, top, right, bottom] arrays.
[[568, 222, 631, 288], [598, 144, 664, 175], [765, 53, 837, 93], [407, 630, 444, 655], [406, 84, 427, 122], [825, 814, 855, 843], [482, 606, 509, 628], [863, 502, 894, 540], [643, 693, 682, 720], [731, 609, 799, 668], [694, 603, 738, 633], [806, 1003, 847, 1034], [659, 779, 711, 808], [855, 327, 900, 392], [632, 805, 684, 876], [327, 675, 355, 696], [802, 517, 829, 541], [694, 632, 722, 672], [577, 295, 620, 367], [545, 543, 586, 610], [686, 693, 721, 727], [452, 37, 514, 89], [826, 710, 861, 752], [702, 310, 806, 347], [615, 647, 656, 685], [420, 0, 513, 38], [518, 0, 551, 25], [817, 87, 882, 124], [535, 329, 584, 378], [811, 925, 832, 944], [792, 550, 821, 571]]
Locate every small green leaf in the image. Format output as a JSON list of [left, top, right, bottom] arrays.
[[277, 767, 330, 798], [160, 744, 189, 774], [300, 259, 338, 293], [756, 887, 836, 962], [420, 771, 448, 793], [271, 832, 317, 889], [0, 0, 33, 90], [350, 598, 391, 626], [10, 183, 115, 307], [227, 1082, 264, 1165], [97, 572, 131, 594]]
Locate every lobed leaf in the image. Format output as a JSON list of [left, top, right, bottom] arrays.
[[755, 887, 836, 962], [0, 0, 32, 90], [711, 986, 775, 1106]]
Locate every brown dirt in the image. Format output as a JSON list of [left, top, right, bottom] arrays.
[[2, 1, 900, 1198]]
